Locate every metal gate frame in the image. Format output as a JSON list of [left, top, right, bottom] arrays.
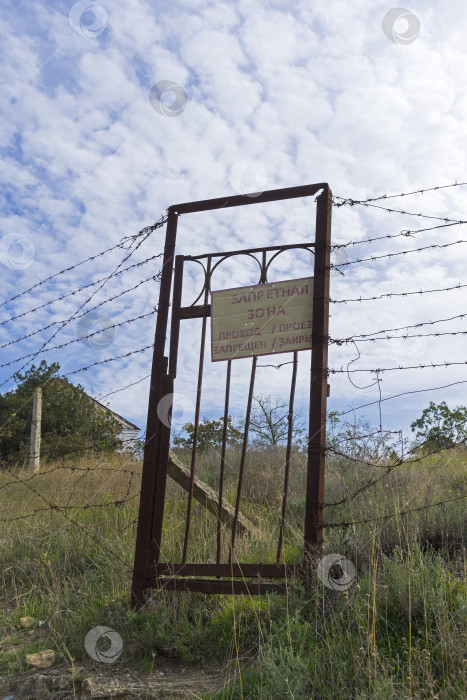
[[131, 183, 332, 606]]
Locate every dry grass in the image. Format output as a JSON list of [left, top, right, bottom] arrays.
[[0, 446, 465, 698]]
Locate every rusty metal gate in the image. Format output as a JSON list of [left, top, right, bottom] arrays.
[[131, 183, 332, 606]]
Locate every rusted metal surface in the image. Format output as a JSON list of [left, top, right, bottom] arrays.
[[179, 304, 211, 319], [151, 579, 287, 595], [184, 241, 315, 262], [148, 370, 173, 566], [169, 255, 184, 377], [277, 351, 298, 563], [131, 212, 178, 607], [131, 184, 331, 605], [149, 563, 298, 577], [305, 186, 332, 556], [182, 257, 212, 564], [168, 182, 327, 215], [229, 355, 257, 563], [217, 360, 231, 564]]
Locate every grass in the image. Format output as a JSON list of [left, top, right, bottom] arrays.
[[0, 446, 465, 698]]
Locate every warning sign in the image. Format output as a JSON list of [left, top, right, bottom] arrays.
[[211, 277, 314, 361]]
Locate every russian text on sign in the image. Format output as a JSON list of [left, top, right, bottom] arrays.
[[211, 277, 314, 361]]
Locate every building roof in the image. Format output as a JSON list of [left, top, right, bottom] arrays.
[[52, 377, 140, 431], [88, 395, 140, 431]]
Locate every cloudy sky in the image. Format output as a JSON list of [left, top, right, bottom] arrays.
[[1, 0, 466, 448]]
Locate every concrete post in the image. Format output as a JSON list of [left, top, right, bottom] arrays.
[[29, 387, 42, 473]]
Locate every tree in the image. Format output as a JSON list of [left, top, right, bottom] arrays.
[[173, 416, 243, 453], [0, 360, 123, 464], [410, 401, 467, 452], [249, 394, 304, 449], [326, 411, 399, 462]]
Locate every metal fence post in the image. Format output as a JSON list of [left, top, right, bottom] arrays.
[[305, 186, 332, 560], [131, 212, 178, 608]]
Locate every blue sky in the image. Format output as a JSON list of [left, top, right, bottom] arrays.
[[1, 0, 466, 446]]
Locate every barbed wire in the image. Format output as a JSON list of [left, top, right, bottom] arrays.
[[331, 329, 467, 346], [0, 460, 139, 493], [63, 460, 137, 512], [0, 462, 134, 570], [259, 344, 466, 372], [334, 378, 467, 418], [0, 214, 167, 311], [326, 423, 467, 470], [0, 234, 149, 387], [332, 197, 466, 224], [257, 360, 295, 370], [0, 494, 139, 524], [0, 229, 157, 389], [331, 220, 467, 251], [322, 493, 466, 530], [328, 238, 467, 271], [329, 360, 467, 375], [333, 311, 467, 340], [96, 374, 151, 401], [1, 191, 466, 569], [0, 210, 169, 390], [330, 281, 466, 304], [0, 311, 157, 369], [326, 428, 401, 450], [0, 432, 143, 564], [0, 445, 463, 539], [0, 256, 162, 328], [0, 411, 140, 454], [323, 434, 467, 508], [64, 344, 153, 377], [0, 273, 161, 352], [0, 342, 151, 436], [334, 181, 467, 205]]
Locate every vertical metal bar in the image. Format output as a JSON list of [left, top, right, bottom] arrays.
[[149, 364, 172, 565], [260, 250, 267, 283], [169, 256, 184, 378], [229, 355, 257, 563], [304, 186, 332, 560], [216, 360, 232, 565], [182, 257, 212, 563], [131, 212, 178, 608], [276, 351, 298, 563]]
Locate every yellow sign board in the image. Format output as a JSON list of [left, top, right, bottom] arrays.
[[211, 277, 314, 361]]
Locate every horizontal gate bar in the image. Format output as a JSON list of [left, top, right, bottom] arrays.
[[179, 304, 211, 319], [148, 563, 299, 578], [169, 183, 327, 215], [183, 241, 315, 261], [150, 578, 288, 595]]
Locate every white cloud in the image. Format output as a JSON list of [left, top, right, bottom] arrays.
[[0, 0, 466, 440]]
